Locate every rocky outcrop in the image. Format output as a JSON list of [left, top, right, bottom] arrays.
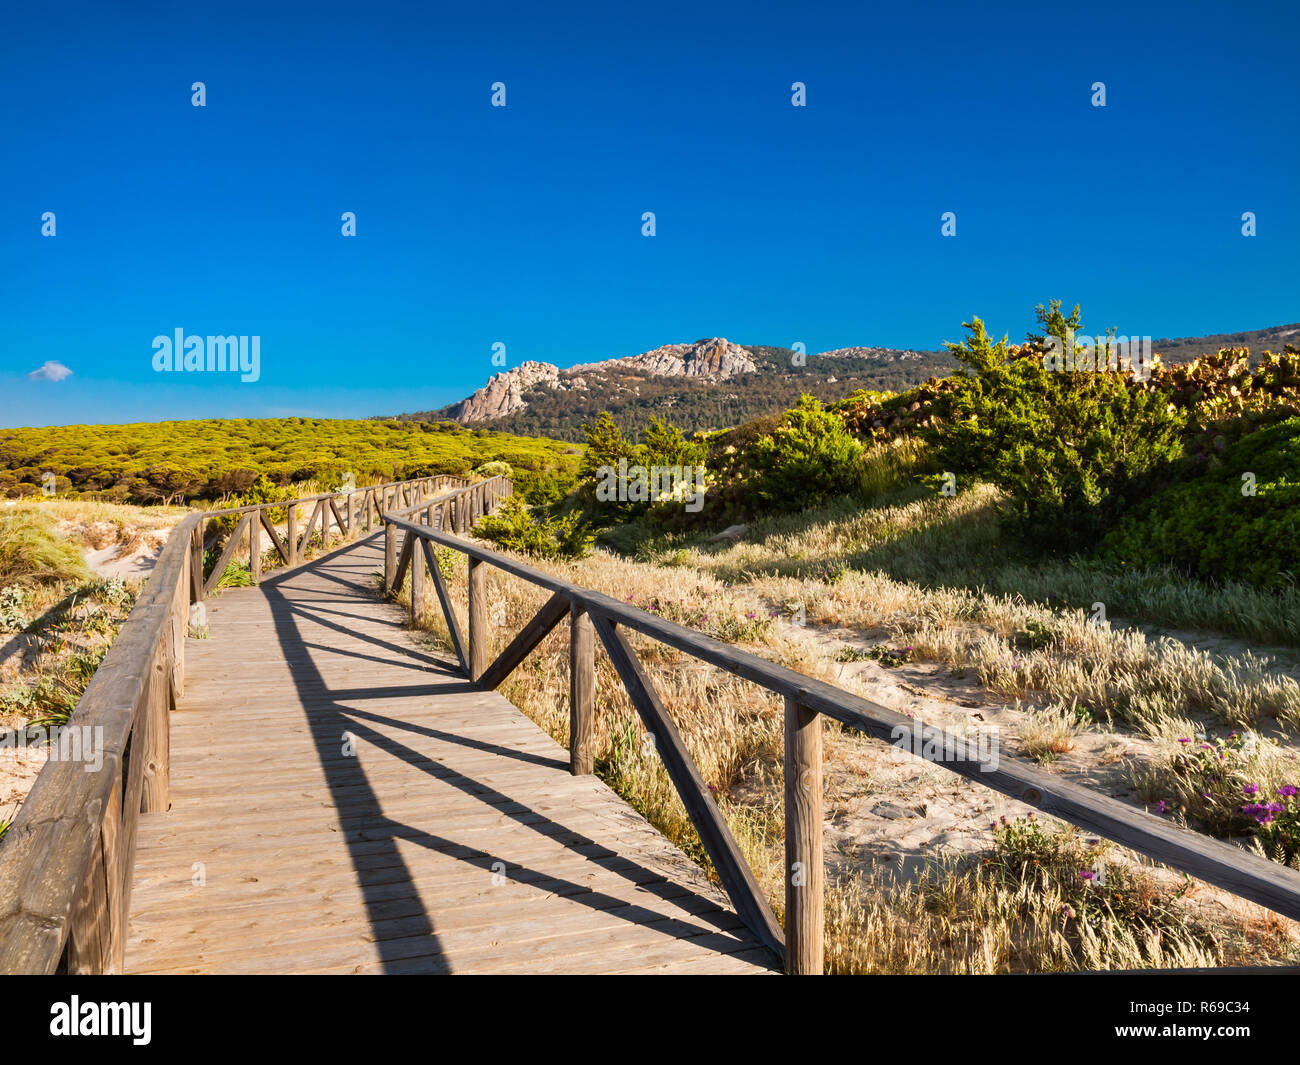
[[454, 361, 560, 423], [571, 337, 757, 380], [452, 338, 757, 423]]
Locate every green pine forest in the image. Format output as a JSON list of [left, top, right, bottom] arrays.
[[0, 418, 581, 506]]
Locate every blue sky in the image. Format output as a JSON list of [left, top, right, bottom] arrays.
[[1, 0, 1296, 429]]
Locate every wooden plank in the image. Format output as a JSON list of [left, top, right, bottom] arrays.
[[328, 497, 348, 545], [123, 528, 773, 976], [137, 644, 170, 814], [391, 532, 413, 594], [384, 518, 396, 592], [410, 516, 426, 626], [422, 539, 467, 674], [66, 770, 123, 974], [0, 514, 200, 974], [783, 697, 822, 975], [590, 614, 785, 961], [189, 524, 204, 603], [202, 512, 252, 597], [569, 604, 594, 776], [296, 499, 322, 558], [477, 591, 569, 691], [260, 509, 290, 565]]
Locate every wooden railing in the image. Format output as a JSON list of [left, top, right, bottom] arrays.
[[0, 474, 459, 973], [199, 475, 468, 595], [384, 490, 1300, 975]]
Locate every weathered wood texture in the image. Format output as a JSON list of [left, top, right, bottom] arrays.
[[123, 536, 775, 975], [0, 477, 460, 976], [0, 514, 201, 974], [568, 605, 594, 777], [783, 698, 823, 976]]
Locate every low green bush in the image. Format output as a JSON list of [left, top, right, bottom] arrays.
[[1100, 416, 1300, 587], [746, 396, 862, 511], [921, 308, 1187, 550], [473, 496, 594, 559]]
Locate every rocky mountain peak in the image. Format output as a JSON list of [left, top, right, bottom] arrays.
[[451, 338, 758, 423]]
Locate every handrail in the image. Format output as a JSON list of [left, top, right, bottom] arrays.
[[383, 500, 1300, 975], [0, 473, 460, 973], [197, 474, 468, 594], [200, 474, 470, 521], [0, 513, 199, 973]]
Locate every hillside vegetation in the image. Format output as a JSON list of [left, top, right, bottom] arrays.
[[0, 417, 581, 506], [459, 302, 1300, 973], [558, 301, 1300, 592], [408, 346, 958, 440], [402, 324, 1298, 442]]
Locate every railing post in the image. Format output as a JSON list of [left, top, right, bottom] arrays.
[[287, 502, 298, 568], [784, 697, 823, 975], [249, 507, 262, 584], [410, 517, 425, 625], [189, 523, 205, 604], [384, 514, 396, 594], [468, 558, 487, 681], [569, 601, 594, 775]]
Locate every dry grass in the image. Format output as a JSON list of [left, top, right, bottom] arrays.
[[823, 868, 1222, 974], [1017, 699, 1087, 761], [654, 484, 1300, 647], [393, 520, 1300, 971]]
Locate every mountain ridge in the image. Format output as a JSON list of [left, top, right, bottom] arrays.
[[396, 324, 1300, 442]]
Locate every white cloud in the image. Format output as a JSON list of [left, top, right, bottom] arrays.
[[29, 361, 73, 382]]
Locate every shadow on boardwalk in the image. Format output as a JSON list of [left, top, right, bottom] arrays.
[[125, 534, 777, 974]]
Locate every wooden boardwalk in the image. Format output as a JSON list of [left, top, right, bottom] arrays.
[[124, 535, 777, 974]]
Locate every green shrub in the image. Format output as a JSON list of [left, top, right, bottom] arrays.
[[746, 396, 862, 511], [1, 584, 29, 632], [473, 496, 594, 559], [1100, 416, 1300, 587], [519, 468, 571, 506], [922, 311, 1186, 550], [577, 413, 708, 525], [214, 473, 301, 531], [203, 550, 254, 590]]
